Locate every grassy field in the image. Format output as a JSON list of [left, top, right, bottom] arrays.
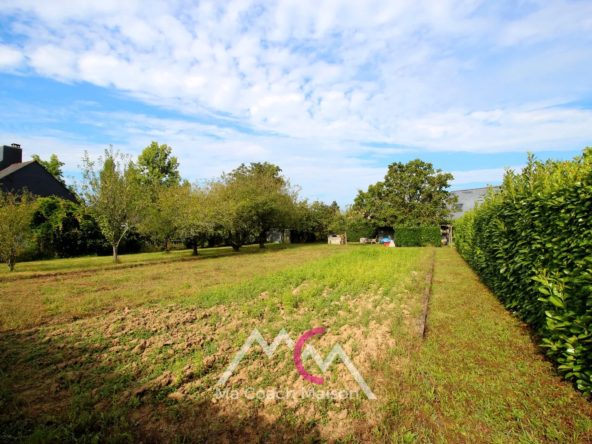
[[0, 245, 432, 443], [1, 246, 591, 443], [0, 243, 303, 280], [0, 243, 342, 331]]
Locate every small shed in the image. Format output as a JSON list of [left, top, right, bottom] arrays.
[[328, 234, 346, 245]]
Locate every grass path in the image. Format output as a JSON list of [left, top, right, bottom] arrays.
[[395, 248, 592, 443]]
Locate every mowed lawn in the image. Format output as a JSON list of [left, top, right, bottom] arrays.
[[0, 243, 305, 280], [1, 246, 591, 443], [393, 249, 592, 443]]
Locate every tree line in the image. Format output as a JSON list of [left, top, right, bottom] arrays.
[[1, 143, 350, 270], [0, 142, 456, 271]]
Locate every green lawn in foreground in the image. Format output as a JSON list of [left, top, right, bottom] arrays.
[[388, 248, 592, 443]]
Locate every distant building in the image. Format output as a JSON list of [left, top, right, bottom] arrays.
[[450, 186, 500, 219], [327, 234, 346, 245], [0, 144, 77, 202]]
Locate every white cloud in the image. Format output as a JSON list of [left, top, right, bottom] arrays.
[[394, 105, 592, 153], [0, 0, 590, 152], [0, 44, 23, 68], [0, 0, 591, 204], [27, 45, 77, 79], [498, 1, 592, 46]]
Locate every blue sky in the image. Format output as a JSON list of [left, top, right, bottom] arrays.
[[1, 0, 591, 206]]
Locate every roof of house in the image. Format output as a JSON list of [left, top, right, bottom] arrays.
[[0, 160, 35, 179], [0, 160, 77, 202]]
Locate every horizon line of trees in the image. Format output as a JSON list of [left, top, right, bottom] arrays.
[[0, 142, 456, 271]]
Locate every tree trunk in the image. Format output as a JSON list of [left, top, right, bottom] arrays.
[[163, 239, 170, 253], [229, 232, 244, 252], [7, 257, 15, 272], [112, 245, 119, 263], [192, 243, 198, 256], [259, 231, 266, 249]]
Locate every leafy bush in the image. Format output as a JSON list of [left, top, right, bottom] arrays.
[[394, 227, 441, 247], [454, 148, 592, 394], [329, 212, 376, 241], [28, 197, 148, 260], [0, 192, 35, 271], [32, 197, 104, 258]]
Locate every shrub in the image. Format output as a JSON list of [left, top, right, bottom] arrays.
[[454, 148, 592, 394], [28, 196, 146, 260], [0, 192, 36, 271], [394, 227, 441, 247], [32, 197, 102, 258]]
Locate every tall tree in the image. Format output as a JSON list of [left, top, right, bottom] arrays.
[[329, 201, 340, 214], [0, 191, 35, 271], [209, 178, 258, 252], [180, 183, 217, 255], [137, 141, 181, 187], [354, 159, 457, 226], [292, 200, 335, 243], [136, 181, 209, 254], [136, 185, 180, 253], [228, 162, 298, 248], [77, 146, 143, 262], [31, 154, 66, 184]]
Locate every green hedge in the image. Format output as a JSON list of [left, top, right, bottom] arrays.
[[454, 148, 592, 394], [394, 227, 441, 247]]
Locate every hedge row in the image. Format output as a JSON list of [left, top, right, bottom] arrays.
[[454, 148, 592, 394], [394, 227, 441, 247]]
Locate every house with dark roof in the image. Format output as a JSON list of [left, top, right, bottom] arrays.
[[0, 144, 77, 202]]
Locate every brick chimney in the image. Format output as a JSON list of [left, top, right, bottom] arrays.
[[0, 144, 23, 171]]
